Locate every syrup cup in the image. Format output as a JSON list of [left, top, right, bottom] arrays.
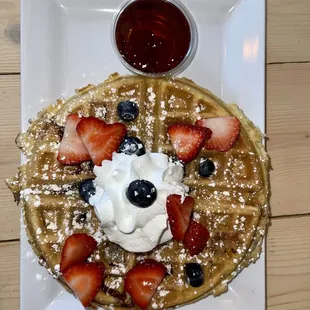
[[111, 0, 198, 77]]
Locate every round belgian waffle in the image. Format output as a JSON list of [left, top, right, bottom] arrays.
[[7, 73, 270, 309]]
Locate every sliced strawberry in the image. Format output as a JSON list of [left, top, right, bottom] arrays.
[[60, 233, 97, 272], [124, 259, 166, 309], [167, 123, 212, 163], [57, 114, 91, 165], [196, 116, 240, 152], [183, 220, 210, 256], [76, 117, 127, 166], [166, 194, 194, 241], [63, 262, 105, 307]]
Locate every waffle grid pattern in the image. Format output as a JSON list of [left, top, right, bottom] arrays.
[[7, 74, 269, 309]]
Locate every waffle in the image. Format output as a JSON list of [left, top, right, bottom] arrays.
[[7, 73, 270, 309]]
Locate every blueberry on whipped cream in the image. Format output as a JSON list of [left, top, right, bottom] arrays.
[[89, 152, 189, 252], [126, 179, 157, 208]]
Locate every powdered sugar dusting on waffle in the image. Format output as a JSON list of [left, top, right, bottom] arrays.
[[6, 74, 269, 309]]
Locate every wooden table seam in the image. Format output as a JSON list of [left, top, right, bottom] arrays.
[[267, 60, 310, 65], [0, 72, 20, 76], [1, 214, 309, 243], [0, 238, 20, 244], [1, 61, 310, 76]]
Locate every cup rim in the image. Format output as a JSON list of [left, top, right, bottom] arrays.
[[111, 0, 198, 78]]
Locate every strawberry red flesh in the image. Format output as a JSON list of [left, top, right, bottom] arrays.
[[167, 123, 212, 163], [183, 220, 210, 256], [124, 259, 166, 309], [60, 233, 97, 272], [77, 117, 127, 166], [57, 114, 91, 165], [63, 262, 105, 307], [166, 194, 194, 241], [196, 116, 240, 152]]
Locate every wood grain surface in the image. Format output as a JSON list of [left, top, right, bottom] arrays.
[[0, 0, 310, 309], [0, 241, 19, 310], [267, 63, 310, 216], [0, 75, 20, 241], [0, 0, 20, 73], [267, 215, 310, 310], [267, 0, 310, 63]]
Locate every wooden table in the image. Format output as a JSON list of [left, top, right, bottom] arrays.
[[0, 0, 310, 309]]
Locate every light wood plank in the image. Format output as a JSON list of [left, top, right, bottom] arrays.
[[0, 241, 19, 309], [1, 216, 310, 310], [0, 0, 20, 73], [0, 75, 20, 241], [0, 0, 310, 72], [0, 62, 309, 241], [267, 215, 310, 310], [267, 63, 310, 216], [267, 0, 310, 63]]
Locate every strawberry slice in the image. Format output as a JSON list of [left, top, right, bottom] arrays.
[[60, 233, 97, 272], [166, 194, 194, 241], [57, 114, 91, 165], [196, 116, 240, 152], [124, 259, 166, 309], [167, 123, 212, 163], [63, 262, 105, 307], [183, 220, 210, 256], [76, 117, 127, 166]]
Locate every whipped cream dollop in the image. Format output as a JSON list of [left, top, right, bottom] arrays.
[[89, 152, 188, 252]]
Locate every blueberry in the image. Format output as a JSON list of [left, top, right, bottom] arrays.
[[184, 263, 204, 287], [79, 178, 96, 203], [199, 159, 215, 177], [126, 180, 157, 208], [117, 101, 139, 121], [118, 137, 146, 156]]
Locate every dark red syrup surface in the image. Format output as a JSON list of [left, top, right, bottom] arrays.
[[115, 0, 191, 74]]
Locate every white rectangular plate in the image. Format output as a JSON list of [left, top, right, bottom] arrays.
[[20, 0, 266, 309]]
